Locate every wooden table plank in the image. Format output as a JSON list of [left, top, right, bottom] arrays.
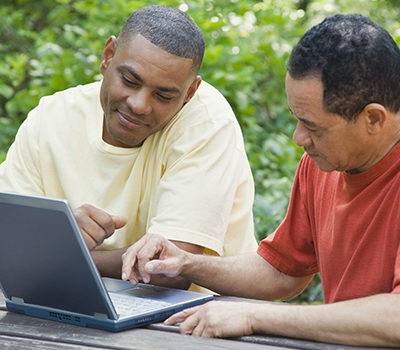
[[0, 334, 103, 350], [0, 289, 391, 350], [0, 310, 282, 350], [147, 321, 390, 350]]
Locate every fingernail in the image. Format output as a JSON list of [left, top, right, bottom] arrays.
[[122, 272, 127, 280]]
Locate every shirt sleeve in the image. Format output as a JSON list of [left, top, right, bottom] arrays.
[[0, 104, 44, 195], [257, 155, 319, 277], [147, 118, 252, 255]]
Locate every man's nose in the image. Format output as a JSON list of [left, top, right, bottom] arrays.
[[293, 122, 312, 148], [127, 89, 152, 116]]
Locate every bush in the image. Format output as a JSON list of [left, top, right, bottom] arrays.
[[2, 0, 400, 303]]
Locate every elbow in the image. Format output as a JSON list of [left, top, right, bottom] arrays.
[[266, 273, 314, 302], [279, 280, 311, 301]]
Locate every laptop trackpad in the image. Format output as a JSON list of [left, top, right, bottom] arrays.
[[122, 287, 165, 297], [103, 277, 168, 297]]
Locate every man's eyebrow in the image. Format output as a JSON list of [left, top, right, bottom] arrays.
[[299, 118, 317, 128], [119, 65, 143, 82], [287, 106, 317, 128], [120, 65, 181, 95]]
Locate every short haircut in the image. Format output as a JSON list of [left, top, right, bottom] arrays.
[[118, 5, 205, 74], [288, 14, 400, 121]]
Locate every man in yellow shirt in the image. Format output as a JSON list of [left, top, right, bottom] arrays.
[[0, 5, 257, 291]]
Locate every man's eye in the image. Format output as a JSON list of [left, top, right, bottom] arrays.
[[306, 126, 321, 137], [121, 75, 138, 86], [305, 126, 316, 132], [303, 123, 317, 133], [157, 94, 173, 101]]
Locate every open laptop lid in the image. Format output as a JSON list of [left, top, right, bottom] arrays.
[[0, 192, 117, 320]]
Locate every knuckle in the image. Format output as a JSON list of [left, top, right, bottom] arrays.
[[103, 217, 115, 234], [137, 250, 149, 261], [94, 237, 104, 246], [179, 324, 191, 335], [79, 203, 92, 213]]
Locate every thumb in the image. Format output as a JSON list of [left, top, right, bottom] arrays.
[[145, 259, 179, 278], [112, 215, 127, 229]]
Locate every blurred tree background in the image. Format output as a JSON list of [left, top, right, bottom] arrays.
[[1, 0, 400, 302]]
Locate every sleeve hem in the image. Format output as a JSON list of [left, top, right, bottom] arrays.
[[147, 225, 223, 256], [257, 243, 319, 277]]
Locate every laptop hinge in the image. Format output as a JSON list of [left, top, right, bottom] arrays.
[[11, 296, 25, 304], [94, 312, 109, 320]]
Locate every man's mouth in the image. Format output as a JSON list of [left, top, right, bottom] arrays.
[[304, 148, 319, 158], [116, 110, 147, 130]]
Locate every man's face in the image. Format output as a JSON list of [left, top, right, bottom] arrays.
[[100, 34, 201, 148], [286, 73, 371, 173]]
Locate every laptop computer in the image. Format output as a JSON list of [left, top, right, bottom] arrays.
[[0, 192, 213, 331]]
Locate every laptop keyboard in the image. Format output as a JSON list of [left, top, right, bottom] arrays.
[[109, 292, 170, 316]]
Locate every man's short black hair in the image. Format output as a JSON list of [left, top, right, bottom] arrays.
[[118, 5, 205, 74], [288, 14, 400, 121]]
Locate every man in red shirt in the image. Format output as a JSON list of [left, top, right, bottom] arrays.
[[120, 14, 400, 347]]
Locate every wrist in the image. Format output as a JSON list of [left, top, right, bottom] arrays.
[[180, 250, 199, 280]]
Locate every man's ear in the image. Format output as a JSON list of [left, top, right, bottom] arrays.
[[362, 103, 387, 135], [183, 76, 202, 104], [100, 36, 118, 75]]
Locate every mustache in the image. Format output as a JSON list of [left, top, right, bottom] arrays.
[[114, 106, 149, 126], [304, 148, 319, 157], [117, 106, 146, 119]]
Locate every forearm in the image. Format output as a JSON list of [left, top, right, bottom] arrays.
[[180, 252, 312, 300], [122, 234, 310, 297], [251, 293, 400, 347], [92, 248, 128, 278]]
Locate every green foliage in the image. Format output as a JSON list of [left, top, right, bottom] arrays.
[[2, 0, 400, 303]]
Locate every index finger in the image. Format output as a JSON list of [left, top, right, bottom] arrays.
[[121, 234, 166, 284], [121, 240, 145, 284], [164, 305, 202, 325]]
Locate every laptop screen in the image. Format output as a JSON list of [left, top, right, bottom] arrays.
[[0, 193, 116, 319]]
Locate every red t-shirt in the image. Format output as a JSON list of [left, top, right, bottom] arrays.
[[258, 144, 400, 303]]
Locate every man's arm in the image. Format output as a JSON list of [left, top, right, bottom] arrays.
[[94, 240, 203, 289], [75, 204, 206, 289], [166, 293, 400, 347], [122, 233, 312, 299]]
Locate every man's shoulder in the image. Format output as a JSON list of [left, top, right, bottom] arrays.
[[195, 80, 223, 97], [30, 81, 102, 130], [152, 80, 246, 154], [192, 80, 232, 110], [174, 80, 237, 127], [41, 81, 100, 104]]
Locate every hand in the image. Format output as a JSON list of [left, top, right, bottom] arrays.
[[121, 233, 186, 284], [164, 300, 255, 338], [74, 204, 127, 250]]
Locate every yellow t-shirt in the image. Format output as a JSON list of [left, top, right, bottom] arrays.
[[0, 80, 257, 281]]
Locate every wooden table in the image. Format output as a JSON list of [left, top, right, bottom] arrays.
[[0, 290, 389, 350]]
